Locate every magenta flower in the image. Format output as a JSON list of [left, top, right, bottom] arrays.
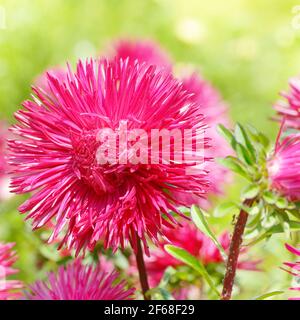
[[9, 58, 209, 255], [267, 133, 300, 201], [173, 73, 232, 208], [283, 244, 300, 300], [0, 124, 12, 201], [113, 39, 172, 70], [131, 220, 260, 287], [274, 77, 300, 129], [0, 242, 23, 300], [27, 259, 135, 300]]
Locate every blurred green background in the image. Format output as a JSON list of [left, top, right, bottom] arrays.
[[0, 0, 300, 299]]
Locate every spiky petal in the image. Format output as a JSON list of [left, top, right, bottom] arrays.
[[27, 259, 135, 300]]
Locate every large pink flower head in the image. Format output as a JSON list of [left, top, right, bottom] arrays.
[[113, 39, 172, 71], [0, 242, 23, 300], [274, 77, 300, 129], [9, 58, 209, 255], [27, 259, 135, 300], [283, 244, 300, 300], [267, 133, 300, 201], [173, 73, 232, 207], [132, 220, 259, 287]]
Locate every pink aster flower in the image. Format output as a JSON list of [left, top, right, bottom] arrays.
[[267, 133, 300, 201], [172, 73, 232, 208], [131, 220, 259, 287], [0, 242, 23, 300], [283, 244, 300, 300], [0, 124, 13, 201], [274, 77, 300, 129], [27, 259, 135, 300], [9, 58, 209, 255], [113, 39, 172, 71]]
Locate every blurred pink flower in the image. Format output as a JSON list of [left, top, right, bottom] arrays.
[[34, 67, 67, 95], [267, 133, 300, 201], [113, 39, 172, 71], [173, 73, 232, 208], [135, 220, 260, 287], [0, 242, 23, 300], [274, 77, 300, 129], [283, 244, 300, 300], [27, 259, 135, 300], [0, 124, 13, 201], [9, 58, 209, 255]]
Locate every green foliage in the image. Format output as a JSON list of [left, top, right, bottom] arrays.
[[165, 245, 220, 297]]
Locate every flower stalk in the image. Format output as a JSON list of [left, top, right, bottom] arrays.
[[135, 236, 151, 300], [221, 198, 254, 300]]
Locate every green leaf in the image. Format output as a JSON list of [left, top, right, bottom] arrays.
[[241, 184, 260, 201], [157, 288, 175, 300], [191, 205, 227, 261], [246, 124, 270, 148], [235, 142, 254, 165], [217, 124, 235, 145], [158, 267, 176, 288], [165, 245, 220, 297], [217, 156, 249, 180], [276, 197, 289, 209], [234, 123, 256, 162], [262, 191, 277, 204], [214, 201, 238, 217], [245, 221, 300, 246], [254, 291, 284, 300]]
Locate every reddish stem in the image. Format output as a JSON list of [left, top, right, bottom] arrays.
[[221, 198, 254, 300], [135, 237, 151, 300]]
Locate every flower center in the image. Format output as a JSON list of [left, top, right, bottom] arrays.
[[71, 132, 124, 195]]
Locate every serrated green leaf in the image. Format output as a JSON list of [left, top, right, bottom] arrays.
[[165, 245, 220, 297], [254, 291, 284, 300], [191, 205, 227, 261]]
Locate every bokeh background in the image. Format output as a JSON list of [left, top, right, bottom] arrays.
[[0, 0, 300, 299]]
